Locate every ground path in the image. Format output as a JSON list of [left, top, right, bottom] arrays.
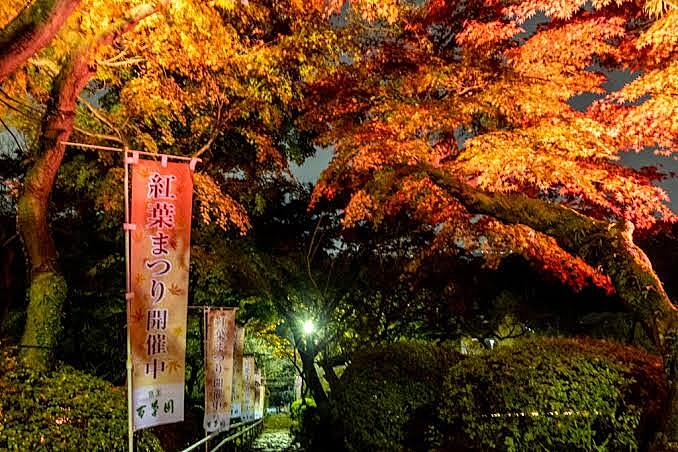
[[250, 413, 300, 452]]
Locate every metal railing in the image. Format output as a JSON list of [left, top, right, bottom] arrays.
[[179, 418, 264, 452], [211, 419, 264, 452]]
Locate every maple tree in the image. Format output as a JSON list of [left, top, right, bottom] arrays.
[[300, 0, 678, 444], [0, 0, 338, 370], [2, 0, 676, 445], [1, 0, 171, 371], [0, 0, 405, 371]]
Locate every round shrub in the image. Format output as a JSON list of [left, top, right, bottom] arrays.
[[0, 347, 162, 451], [334, 341, 462, 452], [438, 337, 667, 451]]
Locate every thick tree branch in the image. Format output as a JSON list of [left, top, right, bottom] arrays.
[[416, 165, 676, 331], [0, 0, 81, 83]]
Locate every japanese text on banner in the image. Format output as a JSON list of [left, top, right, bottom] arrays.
[[129, 159, 193, 431], [204, 308, 236, 433]]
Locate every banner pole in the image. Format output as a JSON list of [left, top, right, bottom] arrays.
[[203, 307, 208, 452], [124, 150, 134, 452]]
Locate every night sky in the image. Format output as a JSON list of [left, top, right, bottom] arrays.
[[291, 143, 678, 212], [291, 68, 678, 213]]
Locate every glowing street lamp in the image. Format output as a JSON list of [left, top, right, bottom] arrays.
[[302, 319, 315, 335]]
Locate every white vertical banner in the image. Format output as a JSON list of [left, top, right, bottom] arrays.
[[294, 374, 303, 400], [243, 356, 255, 420], [254, 368, 262, 419], [230, 326, 245, 419], [204, 308, 236, 432], [256, 373, 266, 419]]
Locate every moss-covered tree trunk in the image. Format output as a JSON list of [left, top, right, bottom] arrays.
[[594, 230, 678, 450], [0, 0, 81, 355], [423, 166, 678, 447], [17, 47, 94, 371], [15, 3, 163, 372], [0, 0, 81, 83]]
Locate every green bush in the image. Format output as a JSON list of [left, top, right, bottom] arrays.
[[290, 397, 316, 423], [438, 337, 667, 451], [333, 341, 462, 451], [291, 402, 327, 451], [0, 347, 162, 451]]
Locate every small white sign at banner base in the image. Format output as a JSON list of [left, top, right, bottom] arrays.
[[133, 383, 185, 431], [204, 413, 230, 433], [231, 402, 241, 419]]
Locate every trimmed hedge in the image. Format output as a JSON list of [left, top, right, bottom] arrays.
[[333, 341, 462, 451], [438, 337, 667, 451], [0, 347, 162, 451]]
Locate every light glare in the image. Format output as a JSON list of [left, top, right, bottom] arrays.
[[303, 319, 315, 335]]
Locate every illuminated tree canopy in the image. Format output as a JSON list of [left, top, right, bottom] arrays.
[[299, 0, 677, 442], [0, 0, 677, 446]]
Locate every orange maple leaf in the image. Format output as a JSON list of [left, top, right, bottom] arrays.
[[168, 284, 184, 296], [131, 308, 145, 324], [134, 273, 146, 285], [167, 359, 183, 374]]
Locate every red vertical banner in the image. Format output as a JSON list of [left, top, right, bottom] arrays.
[[204, 308, 236, 432], [129, 158, 193, 431]]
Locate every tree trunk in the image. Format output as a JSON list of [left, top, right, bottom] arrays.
[[424, 166, 678, 446], [321, 361, 340, 394], [17, 46, 94, 370], [0, 245, 17, 334], [298, 344, 331, 419], [0, 0, 81, 83], [594, 229, 678, 449], [16, 3, 163, 371]]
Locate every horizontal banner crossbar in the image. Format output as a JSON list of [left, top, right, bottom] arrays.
[[60, 141, 201, 163]]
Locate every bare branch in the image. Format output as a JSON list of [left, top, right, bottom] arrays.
[[0, 87, 45, 114], [98, 57, 145, 67], [0, 115, 26, 153], [281, 346, 304, 378], [193, 99, 224, 158], [73, 126, 125, 144], [1, 233, 19, 248], [0, 95, 41, 121], [98, 49, 129, 64], [306, 215, 325, 296], [77, 95, 126, 143]]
